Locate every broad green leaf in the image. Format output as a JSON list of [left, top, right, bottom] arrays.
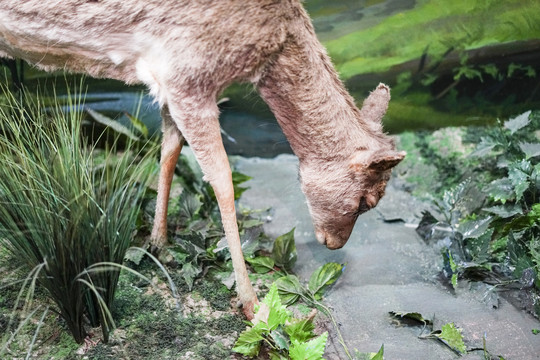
[[389, 311, 432, 325], [272, 228, 297, 271], [308, 262, 345, 299], [285, 318, 316, 343], [487, 178, 514, 204], [124, 112, 149, 137], [275, 275, 304, 306], [262, 283, 291, 331], [242, 218, 264, 229], [166, 246, 190, 265], [355, 344, 385, 360], [504, 111, 531, 134], [178, 192, 203, 220], [508, 160, 531, 202], [86, 108, 139, 140], [483, 204, 522, 218], [180, 262, 201, 290], [458, 217, 492, 239], [436, 323, 467, 354], [289, 332, 328, 360], [519, 142, 540, 159], [246, 256, 275, 274], [232, 326, 264, 356]]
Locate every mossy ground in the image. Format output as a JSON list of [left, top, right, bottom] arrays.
[[0, 252, 252, 359]]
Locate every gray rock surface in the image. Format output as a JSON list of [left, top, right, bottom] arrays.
[[234, 154, 540, 360]]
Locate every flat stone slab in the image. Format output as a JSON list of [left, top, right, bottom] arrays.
[[234, 154, 540, 360]]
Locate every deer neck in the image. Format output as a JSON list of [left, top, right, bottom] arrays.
[[256, 31, 383, 163]]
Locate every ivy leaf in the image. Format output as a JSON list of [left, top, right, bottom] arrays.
[[285, 318, 316, 343], [246, 256, 275, 274], [308, 262, 345, 299], [232, 325, 264, 356], [289, 332, 328, 360], [504, 111, 531, 134], [275, 275, 304, 306], [436, 323, 467, 354], [272, 228, 297, 271], [262, 283, 291, 331]]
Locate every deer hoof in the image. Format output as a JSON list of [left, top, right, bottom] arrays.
[[241, 298, 259, 321]]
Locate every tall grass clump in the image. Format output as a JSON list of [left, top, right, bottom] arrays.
[[0, 85, 157, 345]]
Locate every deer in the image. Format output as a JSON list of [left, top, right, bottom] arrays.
[[0, 0, 405, 320]]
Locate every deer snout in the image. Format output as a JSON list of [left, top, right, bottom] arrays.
[[315, 225, 353, 250]]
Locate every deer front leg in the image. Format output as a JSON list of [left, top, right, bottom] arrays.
[[150, 107, 184, 251], [167, 101, 258, 319]]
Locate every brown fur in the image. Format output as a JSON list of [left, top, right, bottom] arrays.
[[0, 0, 404, 319]]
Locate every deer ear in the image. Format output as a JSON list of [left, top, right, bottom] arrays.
[[350, 150, 405, 172], [368, 150, 406, 171]]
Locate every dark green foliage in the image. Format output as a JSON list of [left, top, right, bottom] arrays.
[[0, 86, 157, 345], [416, 111, 540, 316]]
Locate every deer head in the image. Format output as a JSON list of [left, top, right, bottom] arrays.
[[299, 148, 405, 249]]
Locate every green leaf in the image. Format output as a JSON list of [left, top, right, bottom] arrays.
[[262, 283, 291, 331], [241, 218, 264, 229], [436, 323, 467, 354], [519, 142, 540, 159], [487, 178, 515, 204], [86, 108, 139, 140], [308, 262, 345, 299], [124, 112, 149, 137], [275, 275, 304, 306], [469, 136, 500, 158], [232, 326, 264, 356], [448, 251, 458, 290], [355, 344, 385, 360], [124, 247, 145, 265], [458, 217, 492, 239], [289, 332, 328, 360], [232, 171, 252, 200], [389, 311, 433, 326], [272, 228, 297, 271], [246, 256, 275, 274], [508, 160, 532, 202], [285, 318, 316, 343], [180, 262, 201, 290], [483, 204, 522, 218], [270, 329, 290, 350], [504, 111, 531, 134]]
